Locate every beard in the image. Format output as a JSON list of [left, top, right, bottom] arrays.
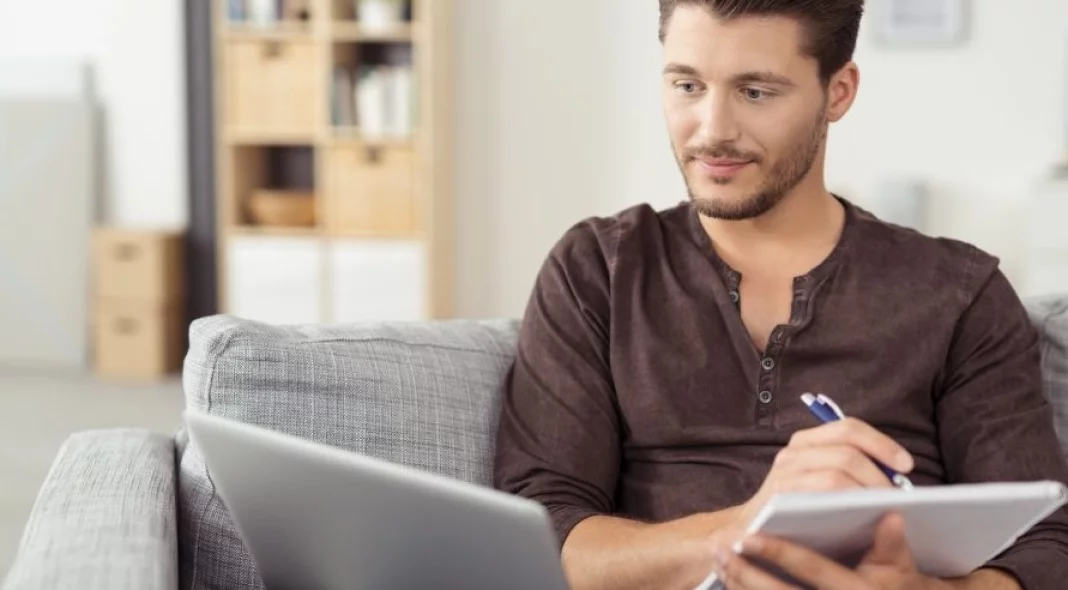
[[679, 109, 827, 221]]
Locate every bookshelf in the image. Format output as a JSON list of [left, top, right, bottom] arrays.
[[212, 0, 452, 324]]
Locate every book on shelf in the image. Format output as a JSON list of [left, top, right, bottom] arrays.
[[356, 66, 389, 136], [332, 67, 357, 127], [248, 0, 276, 25], [229, 0, 310, 24], [228, 0, 247, 21], [332, 64, 416, 138], [388, 65, 413, 138]]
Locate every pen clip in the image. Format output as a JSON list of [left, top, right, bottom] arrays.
[[816, 394, 846, 419]]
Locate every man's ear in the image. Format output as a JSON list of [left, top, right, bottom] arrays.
[[826, 62, 860, 123]]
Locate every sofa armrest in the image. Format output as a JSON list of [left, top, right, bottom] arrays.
[[3, 430, 178, 590]]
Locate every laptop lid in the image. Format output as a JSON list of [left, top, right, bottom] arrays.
[[185, 410, 570, 590]]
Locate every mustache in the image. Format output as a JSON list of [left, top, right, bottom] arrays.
[[684, 144, 761, 163]]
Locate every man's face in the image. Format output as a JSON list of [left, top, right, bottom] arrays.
[[662, 6, 831, 220]]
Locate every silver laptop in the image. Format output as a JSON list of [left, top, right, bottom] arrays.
[[185, 411, 570, 590]]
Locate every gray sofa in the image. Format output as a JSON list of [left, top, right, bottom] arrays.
[[5, 297, 1068, 590]]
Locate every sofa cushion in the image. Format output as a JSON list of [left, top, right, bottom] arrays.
[[1026, 296, 1068, 461], [177, 315, 520, 590]]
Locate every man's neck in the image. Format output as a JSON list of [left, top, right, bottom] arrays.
[[698, 187, 846, 278]]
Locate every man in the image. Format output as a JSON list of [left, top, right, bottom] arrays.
[[493, 1, 1068, 589]]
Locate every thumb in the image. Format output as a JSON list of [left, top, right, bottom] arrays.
[[863, 512, 915, 568]]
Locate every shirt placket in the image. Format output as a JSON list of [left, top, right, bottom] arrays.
[[748, 278, 810, 427], [724, 270, 774, 425]]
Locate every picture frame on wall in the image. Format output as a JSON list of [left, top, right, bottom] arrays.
[[874, 0, 969, 46]]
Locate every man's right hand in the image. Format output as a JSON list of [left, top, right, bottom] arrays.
[[559, 418, 916, 590], [734, 417, 915, 526]]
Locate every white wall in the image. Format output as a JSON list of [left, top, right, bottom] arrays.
[[0, 0, 188, 229], [453, 0, 615, 318], [454, 0, 1068, 319]]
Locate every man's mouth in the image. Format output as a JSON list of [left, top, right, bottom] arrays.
[[694, 157, 754, 177]]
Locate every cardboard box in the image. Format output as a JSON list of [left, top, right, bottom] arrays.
[[93, 299, 186, 379], [93, 229, 185, 302]]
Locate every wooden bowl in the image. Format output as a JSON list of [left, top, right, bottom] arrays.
[[247, 190, 316, 227]]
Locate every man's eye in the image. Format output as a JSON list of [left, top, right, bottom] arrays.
[[743, 87, 772, 101], [675, 81, 699, 94]]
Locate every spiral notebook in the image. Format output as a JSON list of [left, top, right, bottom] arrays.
[[695, 481, 1068, 590]]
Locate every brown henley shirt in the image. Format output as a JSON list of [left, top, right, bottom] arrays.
[[493, 199, 1068, 590]]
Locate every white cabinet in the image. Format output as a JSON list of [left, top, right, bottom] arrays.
[[226, 236, 323, 324], [330, 240, 426, 322], [225, 237, 429, 325]]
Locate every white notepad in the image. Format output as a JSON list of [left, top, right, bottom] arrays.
[[695, 481, 1067, 589]]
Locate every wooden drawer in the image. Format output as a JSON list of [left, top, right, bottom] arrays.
[[327, 145, 416, 234], [93, 229, 184, 302], [94, 300, 185, 379], [225, 40, 318, 132]]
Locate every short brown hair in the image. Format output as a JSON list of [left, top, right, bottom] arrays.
[[658, 0, 865, 84]]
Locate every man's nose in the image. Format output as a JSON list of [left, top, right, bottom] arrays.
[[694, 93, 742, 144]]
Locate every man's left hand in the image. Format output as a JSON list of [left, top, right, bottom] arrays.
[[713, 512, 947, 590]]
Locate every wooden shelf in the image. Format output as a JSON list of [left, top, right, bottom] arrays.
[[329, 22, 414, 42], [328, 229, 424, 240], [225, 128, 318, 145], [226, 225, 323, 238], [226, 226, 422, 240], [223, 21, 314, 41], [326, 128, 415, 147]]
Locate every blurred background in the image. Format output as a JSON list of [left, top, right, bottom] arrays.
[[1, 0, 1067, 577]]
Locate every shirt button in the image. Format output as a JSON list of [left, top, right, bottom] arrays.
[[758, 390, 773, 404], [761, 357, 775, 371], [729, 290, 740, 303]]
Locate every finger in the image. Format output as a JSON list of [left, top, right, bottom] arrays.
[[770, 468, 867, 496], [735, 534, 862, 590], [718, 549, 798, 590], [790, 418, 914, 473], [862, 512, 916, 569], [774, 445, 895, 489]]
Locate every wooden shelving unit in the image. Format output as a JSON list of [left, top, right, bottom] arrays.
[[225, 128, 319, 144], [325, 127, 414, 146], [212, 0, 452, 324], [227, 226, 325, 238], [223, 21, 315, 41], [328, 22, 415, 42]]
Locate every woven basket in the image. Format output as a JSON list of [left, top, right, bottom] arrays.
[[247, 190, 316, 227]]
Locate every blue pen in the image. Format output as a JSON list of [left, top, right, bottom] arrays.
[[800, 393, 915, 491]]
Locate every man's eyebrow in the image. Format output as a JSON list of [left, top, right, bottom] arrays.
[[662, 65, 796, 88], [663, 63, 700, 76], [733, 71, 796, 87]]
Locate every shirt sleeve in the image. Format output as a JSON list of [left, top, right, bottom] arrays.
[[493, 219, 621, 548], [936, 267, 1068, 590]]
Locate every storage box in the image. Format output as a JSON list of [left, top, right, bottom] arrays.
[[225, 39, 319, 132], [331, 239, 426, 322], [93, 229, 185, 301], [93, 300, 186, 378], [327, 144, 415, 233], [226, 236, 323, 324]]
